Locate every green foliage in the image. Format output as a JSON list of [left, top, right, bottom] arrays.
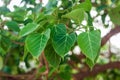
[[6, 21, 20, 32], [0, 56, 3, 70], [73, 0, 92, 11], [19, 23, 38, 37], [52, 24, 76, 58], [1, 0, 120, 79], [0, 6, 10, 15], [25, 29, 50, 58], [109, 5, 120, 25], [62, 8, 85, 24], [78, 30, 101, 67], [45, 44, 61, 68]]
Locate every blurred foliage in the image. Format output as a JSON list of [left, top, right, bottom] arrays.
[[0, 0, 120, 80]]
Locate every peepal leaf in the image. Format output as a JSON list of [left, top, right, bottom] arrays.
[[25, 29, 50, 58], [77, 30, 101, 64], [109, 5, 120, 25], [52, 24, 76, 58], [19, 23, 38, 37], [73, 0, 92, 11], [62, 8, 85, 24], [45, 45, 61, 68], [6, 21, 20, 32], [86, 58, 95, 69]]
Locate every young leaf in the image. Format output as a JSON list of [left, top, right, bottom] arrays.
[[25, 29, 50, 58], [109, 5, 120, 25], [77, 30, 101, 64], [45, 44, 61, 68], [73, 0, 92, 11], [62, 8, 85, 24], [6, 21, 20, 32], [19, 23, 38, 37], [52, 24, 76, 58]]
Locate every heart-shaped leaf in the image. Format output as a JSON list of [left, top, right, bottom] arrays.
[[77, 30, 101, 64], [25, 29, 50, 58], [52, 24, 76, 58], [45, 44, 61, 68], [73, 0, 92, 11], [19, 23, 38, 37], [62, 8, 85, 24], [6, 21, 20, 32]]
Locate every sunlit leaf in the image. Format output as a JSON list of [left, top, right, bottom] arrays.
[[19, 23, 38, 37], [62, 8, 85, 24], [73, 0, 92, 11]]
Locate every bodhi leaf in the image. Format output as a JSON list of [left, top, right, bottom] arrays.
[[52, 24, 76, 58], [73, 0, 92, 12], [45, 44, 61, 68], [86, 50, 100, 68], [25, 29, 50, 58], [77, 30, 101, 65], [109, 5, 120, 25], [6, 21, 20, 32], [19, 23, 38, 37], [62, 8, 85, 24]]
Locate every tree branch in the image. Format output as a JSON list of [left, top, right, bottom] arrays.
[[73, 26, 120, 80], [74, 61, 120, 80], [101, 26, 120, 46], [0, 71, 32, 80]]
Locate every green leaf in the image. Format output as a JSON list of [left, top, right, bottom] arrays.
[[86, 52, 99, 68], [86, 58, 94, 69], [62, 8, 85, 24], [6, 21, 20, 32], [45, 0, 58, 13], [45, 44, 61, 68], [77, 30, 101, 64], [19, 23, 38, 37], [109, 5, 120, 25], [0, 6, 10, 15], [73, 0, 92, 11], [25, 29, 51, 58], [52, 24, 76, 58], [0, 56, 3, 70], [6, 7, 26, 22]]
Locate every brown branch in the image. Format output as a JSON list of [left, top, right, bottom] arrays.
[[27, 52, 49, 80], [39, 0, 42, 3], [101, 26, 120, 46], [73, 61, 120, 80], [0, 71, 32, 80], [12, 41, 24, 46], [72, 26, 120, 79], [76, 26, 120, 62], [41, 52, 49, 79]]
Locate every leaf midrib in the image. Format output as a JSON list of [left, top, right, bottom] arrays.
[[87, 32, 94, 62]]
